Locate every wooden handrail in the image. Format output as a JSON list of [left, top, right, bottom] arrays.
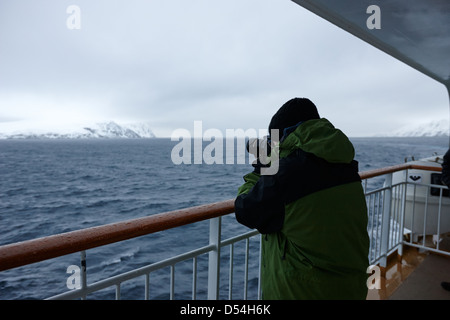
[[0, 163, 442, 272], [359, 163, 441, 180], [0, 199, 235, 272]]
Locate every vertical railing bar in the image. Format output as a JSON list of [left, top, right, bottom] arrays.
[[115, 283, 121, 300], [394, 185, 399, 248], [80, 250, 87, 300], [396, 186, 399, 249], [403, 168, 409, 247], [192, 257, 197, 300], [380, 173, 393, 267], [370, 192, 376, 262], [393, 185, 398, 247], [398, 181, 407, 256], [422, 186, 429, 247], [436, 187, 443, 250], [145, 273, 150, 300], [258, 234, 262, 300], [390, 185, 396, 249], [228, 244, 234, 300], [411, 183, 417, 243], [398, 184, 404, 246], [376, 190, 382, 260], [380, 190, 384, 259], [369, 193, 375, 262], [366, 193, 370, 261], [207, 217, 221, 300], [394, 186, 398, 250], [396, 185, 400, 246], [397, 184, 402, 246], [394, 185, 400, 247], [394, 185, 401, 247], [371, 192, 378, 262], [392, 185, 397, 248], [244, 238, 249, 300], [170, 264, 175, 300], [401, 170, 409, 248]]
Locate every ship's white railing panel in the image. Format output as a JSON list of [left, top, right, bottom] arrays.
[[364, 174, 407, 267], [47, 221, 260, 300], [0, 163, 448, 299], [362, 165, 450, 269], [399, 172, 450, 257]]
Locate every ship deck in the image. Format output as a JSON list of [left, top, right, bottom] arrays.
[[367, 235, 450, 300]]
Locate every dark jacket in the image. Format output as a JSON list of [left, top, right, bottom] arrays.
[[234, 118, 369, 299]]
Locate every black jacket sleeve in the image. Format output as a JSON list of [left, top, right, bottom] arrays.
[[234, 172, 285, 234]]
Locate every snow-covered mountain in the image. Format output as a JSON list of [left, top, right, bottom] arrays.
[[383, 119, 449, 137], [0, 120, 156, 139]]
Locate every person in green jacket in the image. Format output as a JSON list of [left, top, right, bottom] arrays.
[[234, 98, 370, 300]]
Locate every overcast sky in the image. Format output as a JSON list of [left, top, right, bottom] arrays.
[[0, 0, 448, 137]]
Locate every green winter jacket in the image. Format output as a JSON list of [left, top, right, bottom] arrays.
[[234, 118, 369, 300]]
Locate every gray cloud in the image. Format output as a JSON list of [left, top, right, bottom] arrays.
[[0, 0, 447, 137]]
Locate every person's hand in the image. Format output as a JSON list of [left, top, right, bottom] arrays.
[[251, 158, 270, 174]]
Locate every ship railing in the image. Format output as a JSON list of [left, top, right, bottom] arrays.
[[0, 163, 448, 300], [0, 199, 261, 300], [361, 163, 449, 268]]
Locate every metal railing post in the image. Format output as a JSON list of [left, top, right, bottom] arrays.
[[80, 250, 87, 300], [207, 216, 221, 300], [380, 173, 393, 267], [398, 173, 408, 257], [257, 234, 262, 300]]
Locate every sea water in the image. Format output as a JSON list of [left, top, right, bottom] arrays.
[[0, 137, 448, 299]]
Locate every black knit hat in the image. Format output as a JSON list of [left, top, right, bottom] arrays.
[[268, 98, 320, 135]]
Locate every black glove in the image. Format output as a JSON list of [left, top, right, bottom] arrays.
[[251, 158, 271, 174]]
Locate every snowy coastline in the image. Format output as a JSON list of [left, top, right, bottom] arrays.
[[0, 121, 156, 139]]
